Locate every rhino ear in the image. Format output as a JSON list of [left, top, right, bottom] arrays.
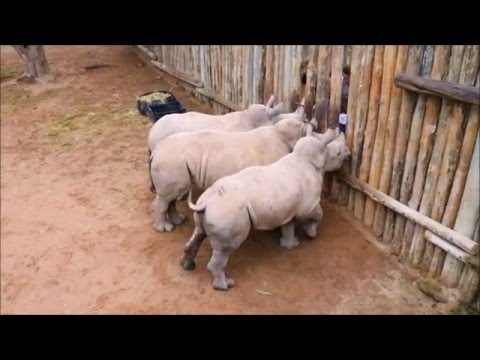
[[335, 126, 340, 137], [304, 123, 314, 136], [317, 128, 337, 150], [295, 100, 306, 121], [266, 95, 276, 108], [267, 102, 283, 119]]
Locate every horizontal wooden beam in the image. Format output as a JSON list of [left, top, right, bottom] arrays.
[[136, 45, 157, 61], [338, 172, 479, 255], [196, 87, 242, 112], [424, 231, 479, 267], [394, 74, 480, 105], [151, 60, 204, 89]]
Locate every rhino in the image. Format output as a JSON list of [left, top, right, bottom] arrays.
[[182, 130, 337, 290], [147, 95, 286, 154], [148, 105, 316, 233]]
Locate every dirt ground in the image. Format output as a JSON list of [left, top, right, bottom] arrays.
[[1, 45, 452, 314]]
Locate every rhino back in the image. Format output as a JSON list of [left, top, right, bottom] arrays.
[[240, 156, 322, 229], [185, 129, 290, 190], [148, 111, 255, 151]]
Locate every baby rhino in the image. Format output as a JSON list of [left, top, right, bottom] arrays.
[[183, 129, 337, 291], [147, 95, 284, 154]]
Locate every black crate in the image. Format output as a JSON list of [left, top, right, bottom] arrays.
[[136, 90, 186, 124]]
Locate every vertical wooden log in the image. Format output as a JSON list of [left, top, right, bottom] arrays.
[[238, 46, 245, 109], [440, 128, 480, 286], [255, 46, 266, 105], [336, 45, 362, 205], [459, 209, 479, 303], [245, 46, 253, 107], [353, 46, 384, 220], [273, 46, 280, 104], [409, 46, 466, 266], [263, 46, 275, 104], [278, 46, 286, 106], [291, 46, 300, 106], [372, 46, 409, 237], [314, 46, 332, 134], [459, 264, 480, 303], [313, 46, 332, 195], [329, 46, 346, 199], [328, 46, 346, 129], [400, 46, 452, 259], [211, 46, 217, 98], [345, 46, 375, 208], [232, 46, 238, 109], [305, 47, 319, 121], [363, 46, 398, 225], [221, 46, 226, 105], [382, 46, 426, 243]]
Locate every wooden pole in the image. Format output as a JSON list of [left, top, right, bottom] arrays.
[[336, 45, 362, 206], [305, 47, 319, 121], [328, 46, 346, 130], [354, 46, 384, 221], [338, 172, 479, 255], [314, 46, 332, 196], [382, 46, 425, 243], [458, 264, 480, 303], [263, 45, 274, 104], [423, 46, 479, 271], [363, 46, 398, 226], [400, 46, 452, 260], [409, 45, 466, 267], [372, 45, 409, 237], [136, 45, 158, 60], [346, 46, 375, 209], [440, 129, 480, 286], [314, 46, 331, 133], [329, 45, 346, 199], [291, 46, 300, 107], [424, 231, 479, 267], [394, 74, 480, 105]]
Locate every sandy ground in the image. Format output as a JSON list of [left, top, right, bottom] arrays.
[[1, 45, 450, 314]]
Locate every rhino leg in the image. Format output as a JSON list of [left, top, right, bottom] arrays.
[[280, 221, 300, 250], [204, 208, 250, 290], [167, 201, 186, 226], [149, 197, 159, 214], [153, 195, 175, 232], [303, 205, 323, 238], [181, 213, 206, 270], [177, 192, 188, 201], [207, 245, 236, 291]]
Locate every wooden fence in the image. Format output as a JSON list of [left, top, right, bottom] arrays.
[[137, 45, 480, 305]]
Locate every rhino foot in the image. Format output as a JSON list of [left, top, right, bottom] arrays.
[[213, 277, 236, 291], [280, 236, 300, 250], [154, 222, 175, 232], [169, 212, 186, 226], [180, 256, 196, 271], [304, 223, 317, 238]]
